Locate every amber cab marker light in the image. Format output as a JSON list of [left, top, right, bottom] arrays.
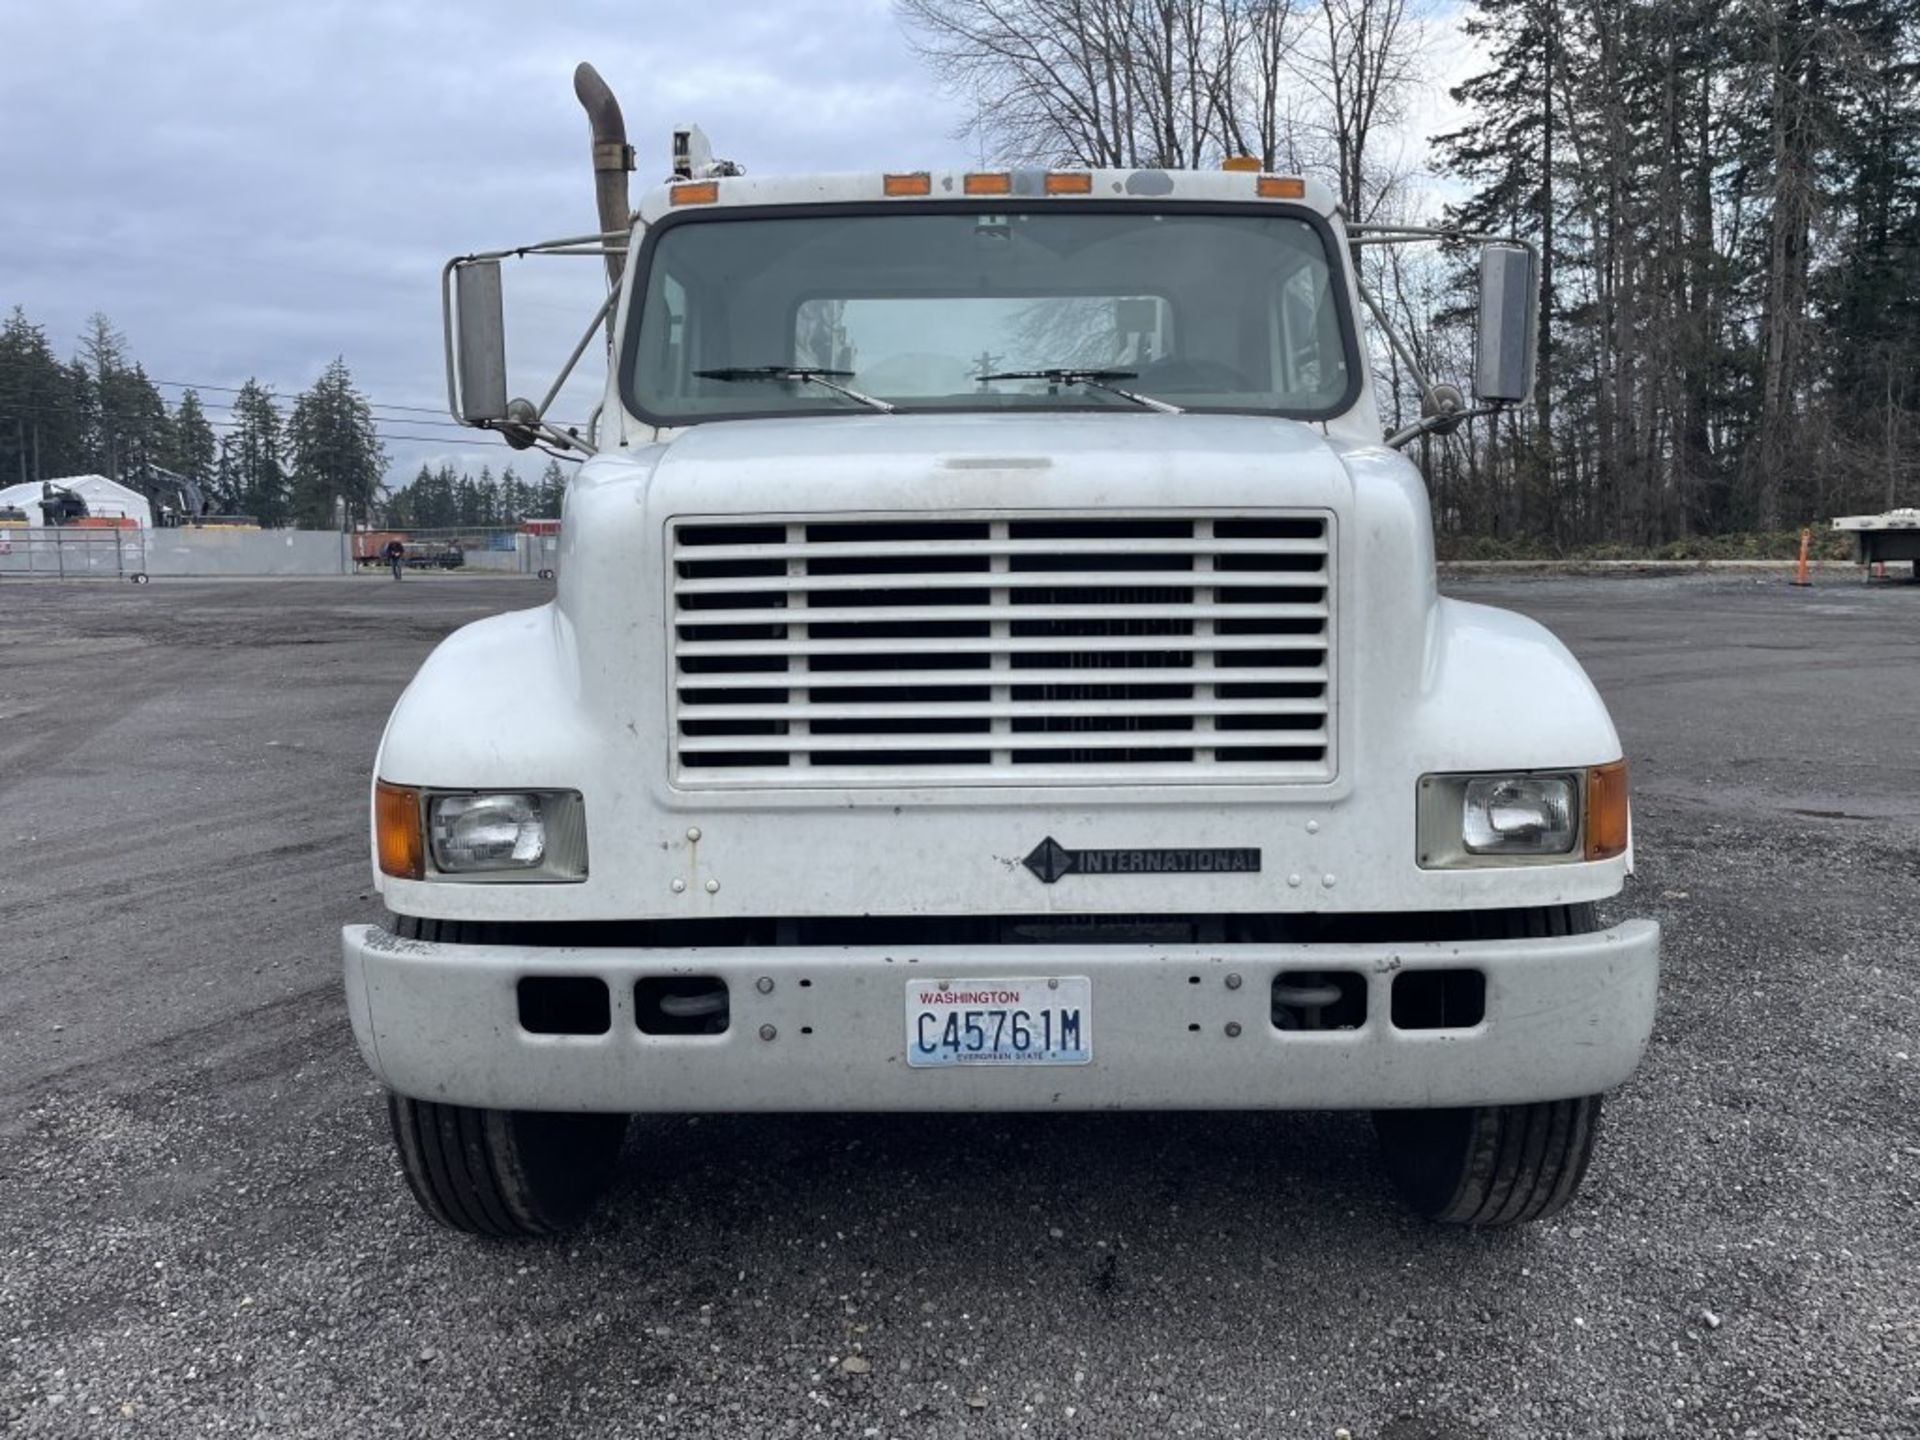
[[1259, 176, 1307, 199], [1045, 171, 1094, 195], [1585, 760, 1631, 861], [964, 172, 1011, 196], [1222, 155, 1261, 172], [375, 781, 425, 880], [670, 181, 719, 206], [884, 172, 932, 197]]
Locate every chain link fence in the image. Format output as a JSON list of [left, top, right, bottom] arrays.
[[0, 527, 144, 579], [0, 524, 562, 580]]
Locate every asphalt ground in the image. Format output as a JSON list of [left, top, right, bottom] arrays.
[[2, 571, 1916, 1439]]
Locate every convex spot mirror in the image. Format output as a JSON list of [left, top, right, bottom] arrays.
[[453, 259, 509, 423], [1474, 242, 1537, 405]]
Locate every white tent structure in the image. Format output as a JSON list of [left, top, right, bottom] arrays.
[[0, 474, 155, 529]]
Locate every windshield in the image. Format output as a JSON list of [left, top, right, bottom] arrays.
[[623, 204, 1356, 424]]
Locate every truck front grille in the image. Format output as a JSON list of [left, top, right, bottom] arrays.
[[668, 512, 1334, 786]]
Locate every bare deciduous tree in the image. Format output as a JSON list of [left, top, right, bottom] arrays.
[[896, 0, 1423, 197], [1299, 0, 1426, 217]]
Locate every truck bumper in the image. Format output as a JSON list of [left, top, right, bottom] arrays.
[[342, 920, 1659, 1113]]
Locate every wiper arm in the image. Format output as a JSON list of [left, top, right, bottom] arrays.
[[692, 365, 895, 413], [976, 367, 1184, 414]]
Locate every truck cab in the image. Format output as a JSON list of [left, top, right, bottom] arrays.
[[342, 76, 1658, 1237]]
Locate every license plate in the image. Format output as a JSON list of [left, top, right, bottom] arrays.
[[905, 977, 1092, 1068]]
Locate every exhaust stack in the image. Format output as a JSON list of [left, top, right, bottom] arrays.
[[572, 62, 633, 290]]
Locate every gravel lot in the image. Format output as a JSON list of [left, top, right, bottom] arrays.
[[3, 572, 1916, 1439]]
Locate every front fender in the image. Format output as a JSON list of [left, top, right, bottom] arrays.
[[1412, 598, 1622, 773], [371, 603, 611, 896], [1401, 597, 1631, 872]]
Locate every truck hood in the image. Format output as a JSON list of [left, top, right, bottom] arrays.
[[623, 412, 1356, 514]]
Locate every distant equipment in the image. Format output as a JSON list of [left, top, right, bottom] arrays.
[[1832, 508, 1920, 580], [39, 484, 89, 526]]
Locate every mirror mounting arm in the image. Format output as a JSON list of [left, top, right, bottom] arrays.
[[1355, 278, 1456, 435], [1385, 402, 1508, 450], [1345, 223, 1541, 447], [442, 240, 626, 455]]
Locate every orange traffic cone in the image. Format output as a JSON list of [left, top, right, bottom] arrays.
[[1790, 527, 1812, 587]]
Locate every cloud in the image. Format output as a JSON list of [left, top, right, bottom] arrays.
[[1, 0, 1476, 486], [0, 0, 969, 481]]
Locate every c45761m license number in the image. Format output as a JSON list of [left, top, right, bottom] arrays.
[[905, 977, 1092, 1068]]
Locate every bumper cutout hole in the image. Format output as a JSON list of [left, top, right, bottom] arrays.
[[1390, 969, 1486, 1030], [1271, 971, 1366, 1031], [517, 976, 611, 1036], [636, 977, 731, 1035]]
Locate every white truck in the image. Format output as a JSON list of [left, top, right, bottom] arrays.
[[341, 67, 1658, 1237]]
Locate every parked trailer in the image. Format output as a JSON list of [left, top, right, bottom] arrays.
[[1833, 508, 1920, 578]]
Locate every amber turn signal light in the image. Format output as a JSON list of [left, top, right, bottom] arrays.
[[669, 181, 719, 206], [375, 781, 425, 880], [1585, 760, 1630, 861]]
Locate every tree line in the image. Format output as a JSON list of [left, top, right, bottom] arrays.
[[0, 306, 390, 528], [898, 0, 1920, 547], [387, 461, 569, 529]]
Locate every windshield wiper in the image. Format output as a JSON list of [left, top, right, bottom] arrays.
[[975, 367, 1184, 414], [692, 365, 895, 413]]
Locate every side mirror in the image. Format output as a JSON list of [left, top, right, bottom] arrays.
[[1474, 242, 1536, 405], [452, 260, 509, 422]]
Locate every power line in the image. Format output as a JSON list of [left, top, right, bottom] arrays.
[[146, 376, 449, 416], [0, 391, 586, 448]]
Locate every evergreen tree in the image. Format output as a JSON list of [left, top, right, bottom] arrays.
[[1434, 0, 1565, 538], [288, 357, 388, 528], [229, 379, 290, 526], [1817, 0, 1920, 506], [0, 307, 90, 485], [115, 364, 172, 492], [382, 464, 427, 527], [534, 459, 568, 516], [77, 312, 129, 477], [498, 464, 526, 524], [168, 389, 218, 500]]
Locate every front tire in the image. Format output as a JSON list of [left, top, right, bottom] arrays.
[[1372, 903, 1608, 1227], [384, 913, 628, 1237], [387, 1093, 628, 1238], [1372, 1094, 1603, 1227]]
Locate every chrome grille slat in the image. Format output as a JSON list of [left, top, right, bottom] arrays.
[[681, 696, 1328, 722], [674, 569, 1324, 595], [675, 601, 1327, 625], [670, 536, 1329, 563], [678, 728, 1331, 755], [674, 633, 1320, 659], [668, 512, 1334, 786], [676, 664, 1326, 690]]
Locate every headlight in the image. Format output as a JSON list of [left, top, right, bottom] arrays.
[[432, 793, 549, 870], [1461, 774, 1577, 854], [1418, 769, 1589, 869], [374, 783, 587, 881]]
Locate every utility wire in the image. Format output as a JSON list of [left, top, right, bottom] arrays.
[[146, 377, 452, 416], [0, 392, 586, 446]]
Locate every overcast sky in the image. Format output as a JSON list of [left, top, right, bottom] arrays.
[[0, 0, 1470, 487]]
